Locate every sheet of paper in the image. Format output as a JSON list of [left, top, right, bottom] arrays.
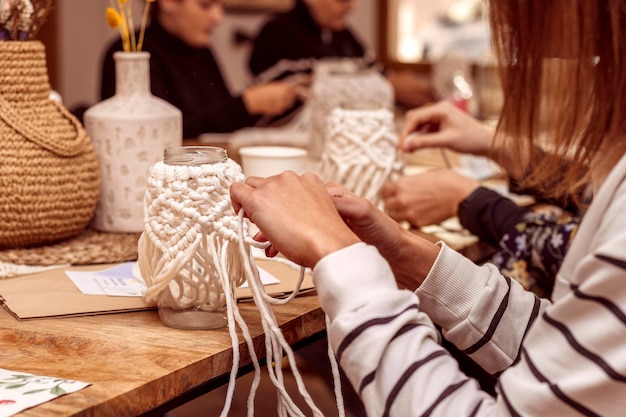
[[0, 259, 314, 320], [0, 368, 89, 417], [238, 267, 280, 288], [66, 262, 280, 296], [65, 262, 145, 297]]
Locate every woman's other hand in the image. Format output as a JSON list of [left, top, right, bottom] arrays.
[[400, 101, 495, 156], [326, 182, 440, 290], [381, 169, 480, 227]]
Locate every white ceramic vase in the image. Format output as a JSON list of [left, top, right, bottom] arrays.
[[84, 51, 182, 233]]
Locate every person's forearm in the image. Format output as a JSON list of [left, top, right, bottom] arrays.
[[458, 187, 531, 247], [384, 229, 441, 291]]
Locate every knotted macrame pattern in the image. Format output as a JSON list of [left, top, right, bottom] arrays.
[[138, 158, 344, 417], [318, 107, 404, 209], [307, 60, 394, 159]]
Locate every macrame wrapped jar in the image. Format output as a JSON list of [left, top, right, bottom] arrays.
[[317, 106, 404, 209], [138, 146, 248, 330], [307, 59, 395, 159], [84, 51, 182, 233], [138, 148, 343, 416], [0, 41, 100, 248]]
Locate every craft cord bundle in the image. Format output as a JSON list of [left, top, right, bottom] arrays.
[[318, 107, 405, 209], [137, 158, 344, 417]]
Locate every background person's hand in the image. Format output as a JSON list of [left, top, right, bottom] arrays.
[[243, 81, 299, 116], [381, 169, 480, 227], [400, 100, 495, 155], [230, 172, 360, 269]]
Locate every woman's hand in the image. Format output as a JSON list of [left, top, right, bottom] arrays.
[[243, 81, 298, 116], [381, 169, 480, 227], [400, 101, 495, 156], [326, 182, 440, 290], [230, 172, 360, 269]]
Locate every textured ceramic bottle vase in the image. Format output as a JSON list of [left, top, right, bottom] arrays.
[[84, 51, 182, 233]]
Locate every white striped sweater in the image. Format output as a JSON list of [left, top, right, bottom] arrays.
[[313, 153, 626, 416]]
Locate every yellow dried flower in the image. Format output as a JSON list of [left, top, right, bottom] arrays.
[[105, 7, 120, 29], [119, 0, 128, 3]]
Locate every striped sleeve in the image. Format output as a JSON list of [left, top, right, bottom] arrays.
[[495, 183, 626, 416], [314, 244, 501, 416], [417, 243, 549, 375]]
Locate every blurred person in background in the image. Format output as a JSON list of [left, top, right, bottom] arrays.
[[248, 0, 435, 116], [100, 0, 299, 139]]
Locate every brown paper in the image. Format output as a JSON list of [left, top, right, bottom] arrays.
[[0, 259, 314, 320]]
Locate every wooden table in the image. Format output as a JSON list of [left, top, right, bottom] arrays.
[[1, 293, 325, 417]]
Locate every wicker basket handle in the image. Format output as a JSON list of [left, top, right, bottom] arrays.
[[0, 94, 87, 157]]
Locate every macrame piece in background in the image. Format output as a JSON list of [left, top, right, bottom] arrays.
[[317, 107, 405, 209], [307, 58, 395, 159], [137, 154, 344, 417]]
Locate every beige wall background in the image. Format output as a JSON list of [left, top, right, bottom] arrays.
[[54, 0, 377, 111]]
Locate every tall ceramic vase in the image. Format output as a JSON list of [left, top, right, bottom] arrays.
[[84, 51, 182, 233]]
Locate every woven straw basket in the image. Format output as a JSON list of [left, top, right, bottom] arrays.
[[0, 41, 100, 248]]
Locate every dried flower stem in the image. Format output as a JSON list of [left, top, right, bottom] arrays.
[[137, 0, 154, 52], [105, 0, 152, 53], [125, 1, 136, 51], [117, 0, 130, 52]]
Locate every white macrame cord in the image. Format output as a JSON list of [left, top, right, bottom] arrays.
[[138, 158, 344, 417], [318, 107, 404, 209]]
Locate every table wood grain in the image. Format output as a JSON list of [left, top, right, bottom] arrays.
[[1, 293, 325, 417]]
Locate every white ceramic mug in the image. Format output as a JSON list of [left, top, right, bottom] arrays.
[[238, 146, 308, 178]]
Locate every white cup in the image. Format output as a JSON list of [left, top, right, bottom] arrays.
[[238, 146, 308, 178]]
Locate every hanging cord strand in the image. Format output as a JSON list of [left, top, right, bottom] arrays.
[[237, 209, 345, 417], [236, 211, 312, 416]]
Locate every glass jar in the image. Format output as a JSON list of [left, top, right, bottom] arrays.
[[156, 146, 232, 330]]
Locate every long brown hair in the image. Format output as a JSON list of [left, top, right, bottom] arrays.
[[489, 0, 626, 202]]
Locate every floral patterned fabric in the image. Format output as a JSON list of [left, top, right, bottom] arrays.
[[458, 184, 587, 299], [491, 208, 580, 298]]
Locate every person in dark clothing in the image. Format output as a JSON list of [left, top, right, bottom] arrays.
[[248, 0, 435, 110], [248, 0, 366, 80], [100, 0, 299, 139]]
